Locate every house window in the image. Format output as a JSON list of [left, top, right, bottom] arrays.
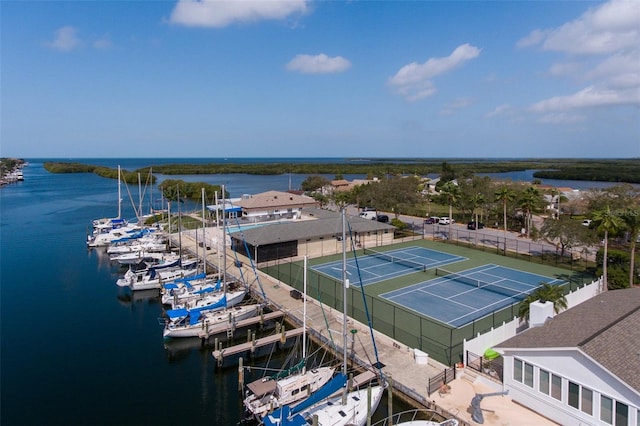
[[568, 382, 579, 409], [513, 359, 523, 382], [524, 363, 534, 387], [601, 395, 613, 424], [539, 370, 550, 395], [582, 387, 593, 416], [616, 401, 628, 426], [551, 374, 562, 401]]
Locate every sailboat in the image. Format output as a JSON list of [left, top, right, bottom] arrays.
[[88, 165, 142, 247], [262, 209, 385, 426], [243, 256, 336, 422], [162, 298, 261, 339], [161, 184, 254, 338]]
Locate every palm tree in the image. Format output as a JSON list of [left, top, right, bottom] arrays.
[[518, 282, 568, 322], [592, 206, 623, 292], [470, 193, 485, 245], [621, 207, 640, 287], [520, 186, 540, 239], [440, 181, 461, 238], [495, 185, 515, 254]]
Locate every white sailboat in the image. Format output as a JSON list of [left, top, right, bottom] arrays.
[[162, 184, 252, 337], [262, 209, 385, 426], [243, 256, 336, 421], [162, 300, 261, 339], [116, 259, 199, 291]]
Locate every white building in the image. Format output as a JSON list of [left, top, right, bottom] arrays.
[[495, 288, 640, 426]]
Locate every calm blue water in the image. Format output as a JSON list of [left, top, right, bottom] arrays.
[[0, 161, 302, 426], [1, 158, 630, 426]]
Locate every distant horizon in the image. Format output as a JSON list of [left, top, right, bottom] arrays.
[[15, 156, 640, 161], [2, 1, 638, 158]]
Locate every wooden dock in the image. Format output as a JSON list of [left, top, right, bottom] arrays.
[[212, 326, 305, 365], [197, 310, 285, 339]]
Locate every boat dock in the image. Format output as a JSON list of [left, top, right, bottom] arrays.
[[198, 309, 285, 340], [212, 324, 305, 365], [173, 230, 560, 426], [175, 231, 461, 419]]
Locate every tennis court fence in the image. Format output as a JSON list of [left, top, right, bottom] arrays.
[[262, 257, 589, 366]]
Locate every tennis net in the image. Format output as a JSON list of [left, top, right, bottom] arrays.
[[363, 248, 426, 272], [435, 268, 534, 299]]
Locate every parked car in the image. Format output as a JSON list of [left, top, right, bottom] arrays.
[[439, 217, 454, 225], [582, 219, 592, 227], [467, 221, 485, 230], [359, 211, 377, 220], [424, 217, 439, 224], [376, 214, 389, 223]]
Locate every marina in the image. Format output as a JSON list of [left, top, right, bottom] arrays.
[[2, 159, 603, 425], [173, 226, 462, 423]]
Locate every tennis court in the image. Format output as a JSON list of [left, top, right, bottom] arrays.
[[311, 246, 466, 287], [380, 264, 565, 328]]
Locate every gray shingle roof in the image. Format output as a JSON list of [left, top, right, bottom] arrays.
[[496, 287, 640, 391], [228, 210, 394, 246]]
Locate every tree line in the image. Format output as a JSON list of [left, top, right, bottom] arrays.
[[300, 171, 639, 290]]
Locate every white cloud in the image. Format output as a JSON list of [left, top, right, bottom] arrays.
[[485, 104, 514, 118], [519, 0, 640, 120], [538, 112, 586, 124], [440, 97, 472, 115], [286, 54, 351, 74], [45, 26, 82, 51], [585, 51, 640, 84], [530, 85, 640, 112], [547, 62, 583, 78], [169, 0, 309, 28], [388, 43, 481, 101], [93, 35, 113, 50], [518, 0, 640, 55]]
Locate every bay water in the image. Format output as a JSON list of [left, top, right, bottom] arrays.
[[1, 158, 628, 426]]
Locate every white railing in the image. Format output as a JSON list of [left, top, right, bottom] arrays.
[[463, 277, 602, 364]]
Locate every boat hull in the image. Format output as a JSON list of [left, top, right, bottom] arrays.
[[163, 304, 261, 339]]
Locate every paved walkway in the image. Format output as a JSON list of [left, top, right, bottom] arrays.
[[174, 228, 560, 425]]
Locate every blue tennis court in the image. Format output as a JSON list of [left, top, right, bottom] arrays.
[[380, 264, 565, 328], [312, 246, 466, 287]]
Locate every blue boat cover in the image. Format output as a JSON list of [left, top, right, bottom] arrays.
[[166, 294, 228, 325], [166, 308, 189, 320], [262, 373, 347, 426], [164, 283, 179, 290], [175, 273, 206, 284]]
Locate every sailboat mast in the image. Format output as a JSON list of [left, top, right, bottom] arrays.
[[117, 165, 122, 219], [138, 172, 142, 220], [303, 255, 307, 366], [221, 185, 227, 296], [341, 208, 348, 378], [202, 187, 206, 275]]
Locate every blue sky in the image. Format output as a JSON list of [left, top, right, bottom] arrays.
[[1, 0, 639, 159]]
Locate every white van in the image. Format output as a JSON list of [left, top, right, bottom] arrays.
[[359, 211, 377, 220]]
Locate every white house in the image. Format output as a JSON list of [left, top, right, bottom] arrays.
[[495, 288, 640, 426]]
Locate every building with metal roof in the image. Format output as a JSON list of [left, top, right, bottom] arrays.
[[227, 207, 395, 264]]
